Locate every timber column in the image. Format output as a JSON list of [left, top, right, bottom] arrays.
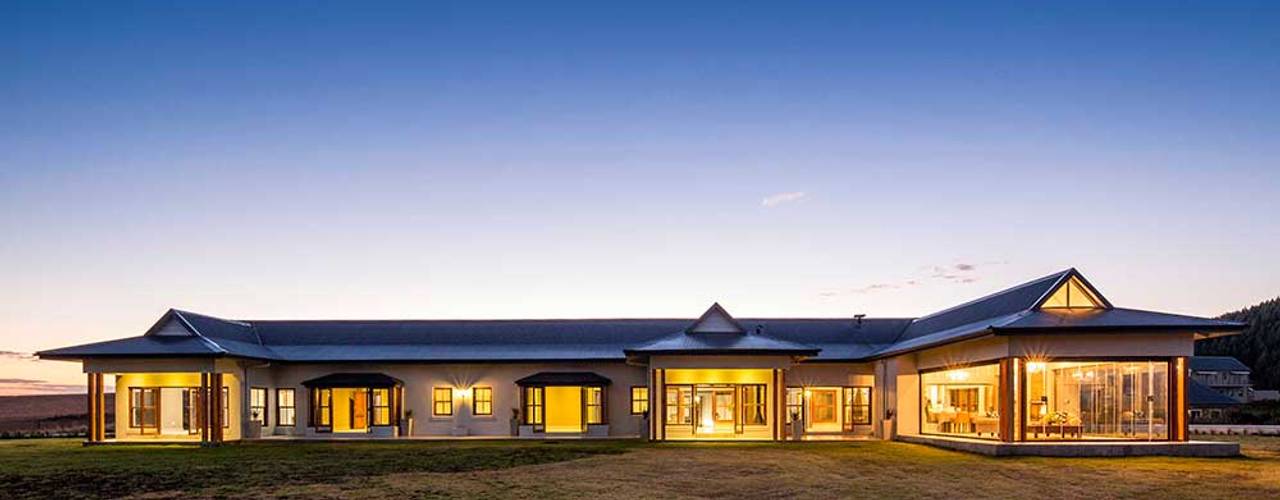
[[85, 373, 105, 444]]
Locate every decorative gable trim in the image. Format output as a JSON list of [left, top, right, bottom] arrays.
[[144, 309, 198, 337], [686, 302, 746, 334]]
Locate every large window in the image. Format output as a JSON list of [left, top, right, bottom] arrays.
[[130, 387, 158, 429], [372, 388, 391, 425], [921, 363, 1001, 439], [785, 387, 804, 424], [313, 388, 332, 427], [1025, 360, 1168, 441], [473, 387, 493, 416], [843, 386, 871, 428], [666, 386, 693, 425], [277, 388, 296, 426], [250, 387, 267, 425], [433, 387, 453, 416], [523, 386, 543, 425], [631, 386, 649, 415], [585, 387, 604, 424], [741, 385, 767, 425]]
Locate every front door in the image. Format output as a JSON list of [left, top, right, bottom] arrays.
[[810, 389, 838, 425], [694, 386, 737, 434], [351, 390, 368, 429]]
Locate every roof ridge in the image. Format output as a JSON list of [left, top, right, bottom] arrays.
[[909, 268, 1071, 324]]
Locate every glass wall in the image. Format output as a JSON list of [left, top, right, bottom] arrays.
[[920, 364, 1002, 439], [1024, 360, 1168, 441]]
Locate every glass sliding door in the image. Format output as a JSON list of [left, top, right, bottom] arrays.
[[920, 363, 1002, 439], [1024, 360, 1168, 441]]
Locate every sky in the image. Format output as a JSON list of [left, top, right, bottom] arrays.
[[2, 1, 1278, 395]]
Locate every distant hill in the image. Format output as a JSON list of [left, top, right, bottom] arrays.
[[0, 393, 114, 438], [1197, 297, 1280, 390]]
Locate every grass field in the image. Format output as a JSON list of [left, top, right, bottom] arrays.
[[1, 436, 1278, 499]]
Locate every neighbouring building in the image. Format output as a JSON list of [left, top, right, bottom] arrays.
[[38, 269, 1247, 456], [1187, 356, 1252, 424]]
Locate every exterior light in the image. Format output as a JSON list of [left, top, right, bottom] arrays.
[[946, 370, 970, 382], [1026, 362, 1045, 374]]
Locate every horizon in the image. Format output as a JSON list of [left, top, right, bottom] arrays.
[[4, 1, 1279, 395]]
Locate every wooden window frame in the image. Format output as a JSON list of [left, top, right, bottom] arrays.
[[276, 388, 296, 426], [129, 387, 159, 431], [523, 386, 544, 426], [250, 387, 268, 426], [843, 386, 872, 429], [473, 386, 493, 416], [433, 387, 454, 417], [585, 386, 605, 425], [741, 384, 767, 426], [371, 388, 391, 426], [630, 386, 649, 415]]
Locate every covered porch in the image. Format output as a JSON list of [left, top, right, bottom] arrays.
[[84, 364, 242, 446]]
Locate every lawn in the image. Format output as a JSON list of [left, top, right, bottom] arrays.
[[1, 436, 1278, 499]]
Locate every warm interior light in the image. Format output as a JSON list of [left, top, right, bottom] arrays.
[[1026, 362, 1045, 374], [946, 370, 970, 382]]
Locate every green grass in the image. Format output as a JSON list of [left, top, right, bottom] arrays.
[[0, 439, 636, 499], [2, 437, 1278, 499]]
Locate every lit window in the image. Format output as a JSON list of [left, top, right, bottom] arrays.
[[1041, 276, 1103, 309], [372, 388, 391, 425], [433, 387, 453, 416], [785, 387, 803, 424], [473, 387, 493, 416], [277, 388, 296, 426], [741, 385, 767, 425], [250, 387, 267, 425], [585, 387, 604, 424], [631, 386, 649, 415], [523, 387, 543, 424], [313, 388, 332, 427], [843, 386, 871, 428], [130, 387, 158, 429]]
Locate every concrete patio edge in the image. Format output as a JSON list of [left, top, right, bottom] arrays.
[[897, 434, 1241, 457]]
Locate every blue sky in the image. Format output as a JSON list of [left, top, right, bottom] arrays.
[[2, 1, 1278, 394]]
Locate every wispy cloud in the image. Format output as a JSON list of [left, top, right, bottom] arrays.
[[761, 191, 807, 208], [819, 261, 1005, 298], [0, 351, 36, 361]]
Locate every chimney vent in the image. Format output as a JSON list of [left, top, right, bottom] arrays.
[[854, 314, 867, 328]]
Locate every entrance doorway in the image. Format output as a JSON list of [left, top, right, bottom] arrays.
[[332, 388, 368, 433], [545, 386, 583, 433], [695, 386, 737, 435]]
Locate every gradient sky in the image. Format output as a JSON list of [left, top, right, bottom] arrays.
[[3, 1, 1279, 395]]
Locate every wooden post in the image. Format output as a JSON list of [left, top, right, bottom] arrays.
[[95, 373, 106, 442], [211, 373, 223, 444], [1171, 357, 1188, 441], [86, 373, 98, 444], [998, 358, 1016, 442]]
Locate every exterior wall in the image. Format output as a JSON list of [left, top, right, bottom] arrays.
[[788, 363, 876, 436], [260, 361, 647, 438], [1008, 332, 1196, 358]]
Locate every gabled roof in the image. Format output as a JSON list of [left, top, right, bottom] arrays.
[[1190, 356, 1251, 372], [36, 269, 1247, 364]]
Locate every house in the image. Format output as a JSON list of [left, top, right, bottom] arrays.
[[38, 269, 1247, 456], [1189, 356, 1253, 401]]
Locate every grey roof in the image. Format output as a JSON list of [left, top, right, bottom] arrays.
[[1190, 356, 1251, 372], [515, 372, 612, 386], [1188, 379, 1244, 407], [36, 269, 1247, 363], [302, 372, 403, 388]]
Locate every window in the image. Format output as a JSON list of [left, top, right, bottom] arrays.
[[785, 387, 804, 424], [630, 386, 649, 415], [585, 387, 604, 424], [665, 386, 692, 425], [921, 363, 1001, 439], [843, 386, 871, 427], [250, 387, 267, 425], [741, 385, 767, 425], [1041, 276, 1103, 309], [523, 386, 543, 425], [130, 387, 158, 429], [1025, 360, 1168, 441], [810, 389, 838, 424], [222, 387, 230, 428], [473, 387, 493, 416], [372, 388, 391, 425], [314, 388, 332, 427], [433, 387, 453, 416], [277, 388, 296, 426]]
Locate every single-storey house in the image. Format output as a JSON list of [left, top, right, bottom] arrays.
[[38, 268, 1246, 456]]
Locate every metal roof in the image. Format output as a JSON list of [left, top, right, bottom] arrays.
[[1189, 356, 1252, 372], [515, 372, 612, 386], [36, 269, 1247, 363], [1188, 379, 1244, 407], [301, 372, 403, 388]]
